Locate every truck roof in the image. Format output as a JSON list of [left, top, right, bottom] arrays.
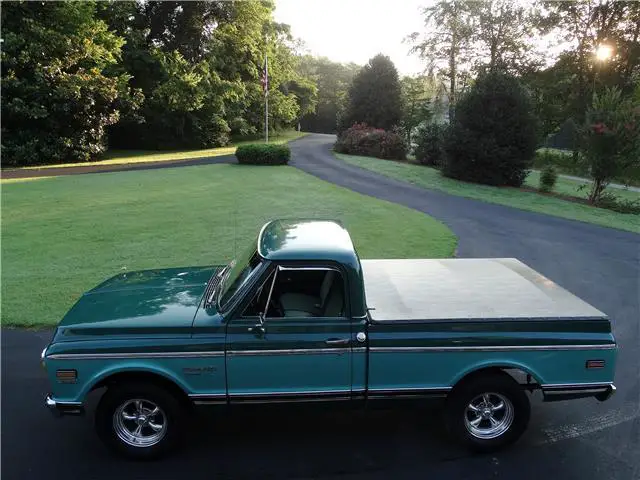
[[257, 219, 359, 267]]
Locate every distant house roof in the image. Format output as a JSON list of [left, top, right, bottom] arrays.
[[257, 219, 358, 267]]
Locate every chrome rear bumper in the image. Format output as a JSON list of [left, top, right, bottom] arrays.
[[542, 383, 616, 403], [45, 395, 84, 417]]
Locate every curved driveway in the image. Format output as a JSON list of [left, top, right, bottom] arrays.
[[290, 134, 640, 474], [2, 134, 638, 480]]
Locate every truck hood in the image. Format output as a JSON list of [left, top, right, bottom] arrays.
[[55, 266, 219, 339]]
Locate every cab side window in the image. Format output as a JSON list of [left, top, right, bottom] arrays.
[[241, 268, 345, 318]]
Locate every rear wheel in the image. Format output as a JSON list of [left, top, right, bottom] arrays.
[[446, 372, 530, 452], [95, 382, 186, 460]]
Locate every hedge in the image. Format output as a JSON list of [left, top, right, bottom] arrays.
[[235, 144, 291, 165]]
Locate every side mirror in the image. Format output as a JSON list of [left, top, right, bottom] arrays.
[[249, 313, 266, 336]]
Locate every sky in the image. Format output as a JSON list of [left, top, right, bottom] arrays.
[[274, 0, 429, 75]]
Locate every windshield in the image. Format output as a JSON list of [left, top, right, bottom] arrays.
[[219, 242, 264, 310]]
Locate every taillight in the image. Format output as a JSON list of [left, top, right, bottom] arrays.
[[586, 359, 605, 369]]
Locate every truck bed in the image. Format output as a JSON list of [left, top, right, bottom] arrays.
[[361, 258, 606, 322]]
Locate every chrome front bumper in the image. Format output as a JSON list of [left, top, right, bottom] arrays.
[[45, 395, 84, 417]]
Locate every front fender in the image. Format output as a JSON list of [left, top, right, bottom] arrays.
[[78, 362, 193, 399]]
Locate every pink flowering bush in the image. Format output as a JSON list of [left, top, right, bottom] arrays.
[[579, 88, 640, 204], [334, 123, 406, 160]]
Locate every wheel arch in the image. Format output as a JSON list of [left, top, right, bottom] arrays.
[[451, 361, 544, 391], [85, 366, 193, 408]]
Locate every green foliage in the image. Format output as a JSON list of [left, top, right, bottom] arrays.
[[341, 55, 403, 131], [400, 76, 434, 144], [526, 2, 640, 137], [102, 1, 308, 151], [235, 144, 291, 165], [1, 1, 139, 166], [334, 124, 406, 161], [539, 165, 558, 193], [286, 78, 318, 123], [443, 71, 538, 187], [595, 192, 640, 214], [414, 123, 447, 167], [298, 56, 361, 133], [578, 87, 640, 203], [534, 149, 584, 176]]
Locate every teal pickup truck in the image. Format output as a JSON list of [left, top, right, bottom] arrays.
[[42, 219, 617, 459]]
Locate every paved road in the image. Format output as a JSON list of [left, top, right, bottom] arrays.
[[2, 134, 639, 479]]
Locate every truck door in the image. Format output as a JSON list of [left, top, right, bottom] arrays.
[[225, 264, 354, 402]]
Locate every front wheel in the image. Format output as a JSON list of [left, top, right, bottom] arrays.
[[445, 372, 530, 453], [95, 382, 186, 460]]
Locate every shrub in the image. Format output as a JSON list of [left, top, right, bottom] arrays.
[[334, 123, 407, 160], [235, 144, 290, 165], [539, 165, 558, 193], [577, 87, 640, 204], [595, 192, 640, 214], [414, 123, 447, 167], [334, 123, 406, 160], [443, 71, 538, 187]]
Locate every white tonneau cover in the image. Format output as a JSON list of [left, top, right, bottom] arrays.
[[361, 258, 606, 322]]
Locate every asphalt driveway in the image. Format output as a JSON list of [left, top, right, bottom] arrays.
[[2, 134, 638, 479]]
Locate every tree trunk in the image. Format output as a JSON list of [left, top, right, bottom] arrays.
[[588, 178, 607, 204]]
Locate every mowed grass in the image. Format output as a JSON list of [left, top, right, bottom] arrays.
[[335, 153, 640, 233], [524, 170, 639, 203], [1, 164, 456, 327], [12, 130, 308, 171]]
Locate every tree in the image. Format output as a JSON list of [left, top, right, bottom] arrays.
[[400, 76, 433, 144], [342, 54, 402, 131], [286, 78, 318, 129], [100, 0, 307, 149], [443, 71, 538, 187], [298, 56, 360, 133], [578, 87, 640, 203], [471, 1, 542, 74], [540, 1, 640, 122], [408, 1, 475, 121], [1, 1, 138, 166]]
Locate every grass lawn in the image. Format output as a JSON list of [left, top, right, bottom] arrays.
[[524, 170, 639, 203], [534, 148, 640, 187], [12, 130, 308, 171], [335, 153, 640, 234], [1, 164, 456, 327]]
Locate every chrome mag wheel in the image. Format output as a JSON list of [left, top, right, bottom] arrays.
[[113, 399, 168, 448], [463, 392, 514, 440]]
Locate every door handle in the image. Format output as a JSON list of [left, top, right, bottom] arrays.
[[325, 338, 350, 346]]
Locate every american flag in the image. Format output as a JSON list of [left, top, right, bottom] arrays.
[[261, 54, 269, 97]]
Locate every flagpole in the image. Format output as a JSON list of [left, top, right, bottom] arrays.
[[265, 92, 269, 143], [264, 53, 269, 143]]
